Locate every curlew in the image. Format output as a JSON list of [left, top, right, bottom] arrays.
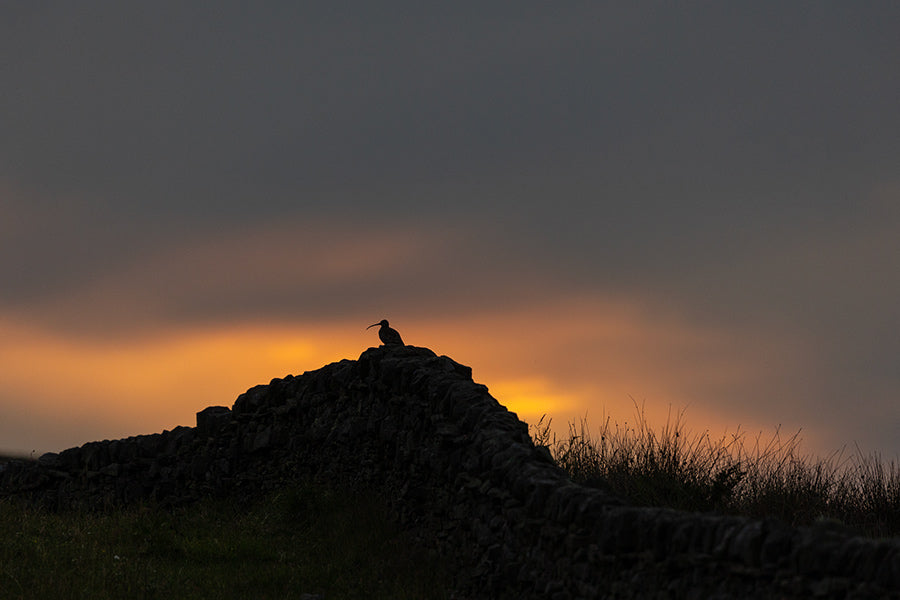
[[367, 319, 404, 346]]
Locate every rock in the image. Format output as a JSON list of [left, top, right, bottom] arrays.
[[250, 426, 273, 452], [196, 406, 232, 438], [99, 463, 120, 477], [38, 452, 61, 468]]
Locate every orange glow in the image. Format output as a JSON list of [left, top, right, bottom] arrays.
[[487, 378, 581, 424], [0, 294, 814, 457], [0, 319, 359, 453]]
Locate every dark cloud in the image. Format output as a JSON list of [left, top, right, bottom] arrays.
[[1, 2, 898, 455], [4, 3, 896, 213]]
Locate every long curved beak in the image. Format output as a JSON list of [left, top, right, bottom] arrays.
[[366, 323, 380, 329]]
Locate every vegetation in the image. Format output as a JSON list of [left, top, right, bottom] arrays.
[[0, 484, 450, 600], [531, 403, 900, 539]]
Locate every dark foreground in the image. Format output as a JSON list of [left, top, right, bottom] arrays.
[[3, 346, 899, 598]]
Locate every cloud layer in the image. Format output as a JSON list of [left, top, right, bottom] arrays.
[[1, 2, 898, 457]]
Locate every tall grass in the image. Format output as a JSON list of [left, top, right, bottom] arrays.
[[531, 403, 900, 538]]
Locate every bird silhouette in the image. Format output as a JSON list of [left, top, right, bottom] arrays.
[[367, 319, 404, 346]]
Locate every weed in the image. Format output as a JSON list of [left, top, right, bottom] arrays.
[[531, 402, 900, 538]]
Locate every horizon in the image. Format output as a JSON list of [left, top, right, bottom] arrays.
[[0, 325, 887, 463], [2, 3, 898, 461]]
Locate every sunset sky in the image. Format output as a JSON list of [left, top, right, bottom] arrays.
[[2, 3, 898, 460]]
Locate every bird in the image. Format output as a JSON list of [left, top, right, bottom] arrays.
[[367, 319, 404, 346]]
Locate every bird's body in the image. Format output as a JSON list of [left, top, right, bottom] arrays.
[[367, 319, 404, 346]]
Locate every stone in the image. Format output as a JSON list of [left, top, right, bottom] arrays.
[[196, 406, 232, 438], [38, 452, 61, 468], [1, 344, 897, 599]]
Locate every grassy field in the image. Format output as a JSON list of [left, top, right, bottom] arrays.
[[531, 405, 900, 538], [0, 484, 450, 600]]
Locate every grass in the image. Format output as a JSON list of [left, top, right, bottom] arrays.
[[0, 483, 450, 600], [530, 402, 900, 539]]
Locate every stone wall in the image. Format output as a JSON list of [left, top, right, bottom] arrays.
[[2, 346, 899, 598]]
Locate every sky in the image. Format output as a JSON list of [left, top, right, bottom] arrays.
[[1, 2, 898, 460]]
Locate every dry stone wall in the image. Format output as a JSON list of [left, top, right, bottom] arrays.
[[2, 345, 899, 598]]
